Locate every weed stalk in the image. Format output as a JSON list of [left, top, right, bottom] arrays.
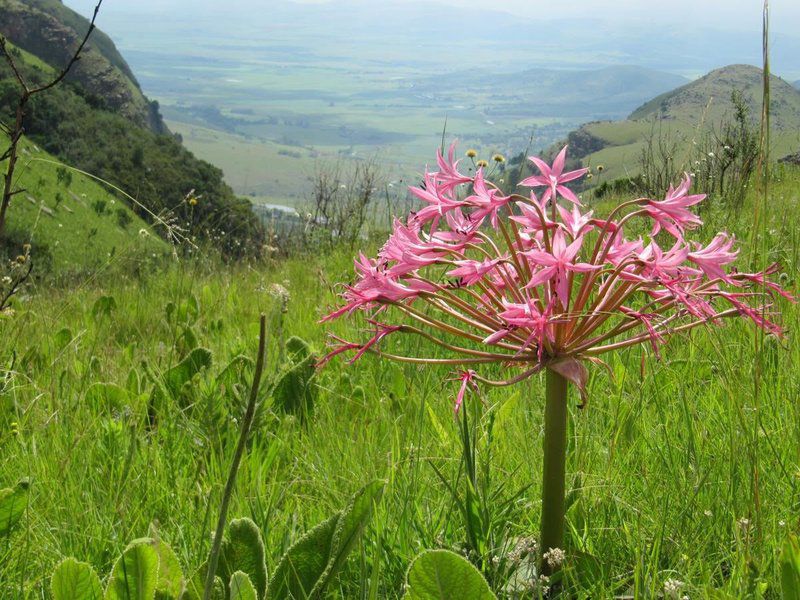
[[202, 314, 267, 600]]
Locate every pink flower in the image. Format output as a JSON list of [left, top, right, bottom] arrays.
[[644, 174, 705, 238], [557, 204, 596, 238], [493, 297, 558, 360], [321, 253, 430, 321], [466, 168, 513, 228], [320, 142, 790, 405], [448, 256, 506, 286], [523, 231, 599, 308], [688, 233, 739, 282], [454, 369, 479, 413], [510, 194, 555, 233], [520, 146, 588, 205], [409, 172, 464, 227], [435, 142, 473, 194], [626, 240, 695, 284]]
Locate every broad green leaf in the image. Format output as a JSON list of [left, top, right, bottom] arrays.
[[312, 480, 385, 596], [266, 480, 385, 600], [51, 558, 103, 600], [0, 478, 30, 536], [164, 348, 213, 398], [265, 513, 339, 600], [215, 355, 253, 392], [105, 541, 159, 600], [781, 534, 800, 600], [228, 572, 257, 600], [219, 518, 267, 600], [92, 295, 117, 320], [285, 336, 311, 360], [85, 383, 131, 413], [54, 328, 74, 352], [127, 537, 185, 599], [404, 550, 496, 600], [272, 353, 316, 417]]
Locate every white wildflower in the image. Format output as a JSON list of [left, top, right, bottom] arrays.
[[542, 547, 565, 568], [664, 578, 683, 597]]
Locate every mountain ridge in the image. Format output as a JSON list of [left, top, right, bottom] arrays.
[[0, 0, 166, 132], [553, 64, 800, 184]]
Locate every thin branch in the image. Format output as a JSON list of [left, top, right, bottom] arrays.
[[29, 0, 105, 95], [0, 260, 33, 311]]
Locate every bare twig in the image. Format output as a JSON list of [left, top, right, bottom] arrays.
[[0, 259, 32, 311]]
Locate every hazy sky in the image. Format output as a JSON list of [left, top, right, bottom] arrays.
[[65, 0, 798, 34], [357, 0, 796, 33]]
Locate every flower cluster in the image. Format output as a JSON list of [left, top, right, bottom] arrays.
[[320, 144, 792, 406]]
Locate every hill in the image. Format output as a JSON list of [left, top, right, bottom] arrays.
[[1, 129, 167, 274], [0, 0, 164, 132], [413, 66, 689, 120], [0, 5, 265, 258], [558, 65, 800, 184]]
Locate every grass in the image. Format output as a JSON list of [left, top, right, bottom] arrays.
[[1, 132, 168, 273], [0, 164, 798, 597]]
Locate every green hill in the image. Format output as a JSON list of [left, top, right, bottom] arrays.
[[0, 0, 165, 132], [0, 2, 264, 259], [560, 65, 800, 184], [1, 129, 168, 274]]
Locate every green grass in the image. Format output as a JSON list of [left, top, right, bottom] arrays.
[[1, 132, 168, 273], [0, 167, 798, 598]]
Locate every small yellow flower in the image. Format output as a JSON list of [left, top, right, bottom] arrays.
[[188, 197, 198, 206], [466, 149, 478, 158], [492, 154, 505, 163], [586, 173, 594, 180], [597, 165, 605, 172], [476, 159, 489, 168]]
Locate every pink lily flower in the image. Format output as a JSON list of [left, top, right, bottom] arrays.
[[688, 233, 739, 282], [454, 369, 479, 413], [435, 142, 473, 194], [523, 231, 599, 308], [520, 145, 588, 205], [466, 168, 513, 228], [320, 142, 791, 411], [644, 174, 705, 238], [447, 256, 507, 286]]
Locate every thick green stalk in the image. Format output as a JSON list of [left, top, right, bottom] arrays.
[[202, 315, 267, 600], [540, 368, 569, 576]]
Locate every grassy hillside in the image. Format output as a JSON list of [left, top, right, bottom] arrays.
[[1, 130, 168, 274], [0, 165, 797, 597], [562, 65, 800, 184], [0, 39, 265, 258]]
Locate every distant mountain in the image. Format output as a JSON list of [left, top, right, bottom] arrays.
[[0, 2, 265, 258], [794, 80, 800, 90], [630, 64, 800, 130], [557, 65, 800, 183], [414, 66, 689, 120]]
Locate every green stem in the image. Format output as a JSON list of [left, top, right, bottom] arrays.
[[202, 315, 267, 600], [540, 368, 569, 577]]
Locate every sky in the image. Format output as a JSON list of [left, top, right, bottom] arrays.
[[65, 0, 799, 35]]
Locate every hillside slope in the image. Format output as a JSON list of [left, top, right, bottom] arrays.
[[1, 130, 167, 273], [0, 16, 264, 258], [561, 65, 800, 183], [0, 0, 165, 132]]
